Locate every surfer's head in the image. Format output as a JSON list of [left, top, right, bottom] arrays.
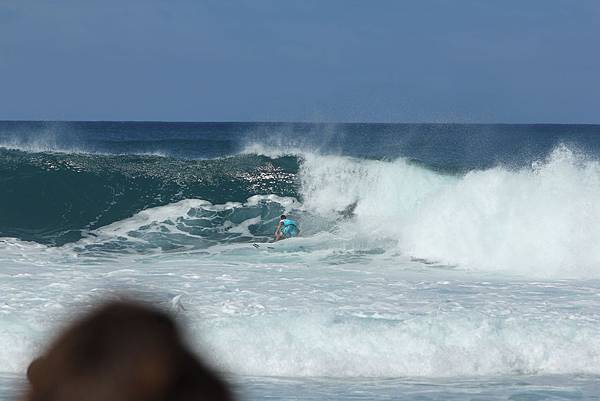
[[280, 214, 286, 220], [24, 300, 233, 401]]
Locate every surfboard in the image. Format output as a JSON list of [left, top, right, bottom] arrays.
[[252, 243, 275, 250]]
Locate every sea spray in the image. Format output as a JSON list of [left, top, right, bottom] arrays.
[[298, 146, 600, 277]]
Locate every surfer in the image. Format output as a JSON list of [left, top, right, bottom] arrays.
[[274, 214, 299, 241]]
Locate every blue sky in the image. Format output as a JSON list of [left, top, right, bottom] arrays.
[[0, 0, 598, 123]]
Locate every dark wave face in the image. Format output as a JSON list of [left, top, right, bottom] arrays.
[[0, 148, 298, 245]]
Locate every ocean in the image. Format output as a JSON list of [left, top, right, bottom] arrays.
[[1, 121, 600, 400]]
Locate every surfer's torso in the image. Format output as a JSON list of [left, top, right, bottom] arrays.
[[281, 219, 299, 238]]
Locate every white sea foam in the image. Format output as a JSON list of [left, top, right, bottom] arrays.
[[1, 234, 600, 379], [297, 145, 600, 277], [8, 142, 599, 278], [28, 142, 600, 277], [3, 143, 600, 383], [198, 312, 600, 377], [91, 199, 212, 237], [0, 316, 43, 374]]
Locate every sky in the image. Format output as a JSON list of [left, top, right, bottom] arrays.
[[0, 0, 599, 123]]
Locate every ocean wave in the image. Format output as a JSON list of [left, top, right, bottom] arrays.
[[0, 137, 237, 159], [69, 196, 308, 255], [198, 311, 600, 377], [4, 305, 599, 377], [3, 142, 600, 277], [0, 149, 299, 245], [0, 121, 245, 158], [298, 145, 600, 277]]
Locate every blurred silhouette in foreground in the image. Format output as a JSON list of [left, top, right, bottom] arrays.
[[24, 300, 233, 401]]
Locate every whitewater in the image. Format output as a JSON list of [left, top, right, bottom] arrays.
[[1, 122, 600, 400]]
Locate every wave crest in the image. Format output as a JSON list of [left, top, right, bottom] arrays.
[[299, 145, 600, 277]]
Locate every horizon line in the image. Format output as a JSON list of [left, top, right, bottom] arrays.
[[1, 119, 599, 126]]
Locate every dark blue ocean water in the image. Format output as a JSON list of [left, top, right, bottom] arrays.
[[2, 121, 599, 167]]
